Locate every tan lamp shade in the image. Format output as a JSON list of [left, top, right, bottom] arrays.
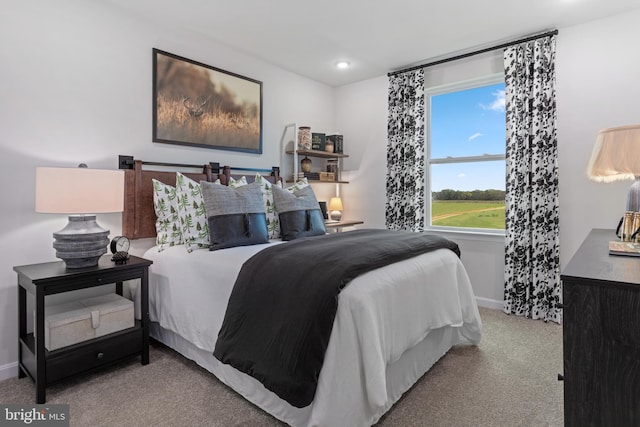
[[35, 167, 124, 213], [328, 197, 343, 211], [587, 124, 640, 182], [35, 166, 124, 268], [329, 197, 343, 221]]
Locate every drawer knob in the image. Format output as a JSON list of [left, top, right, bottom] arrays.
[[97, 352, 104, 359]]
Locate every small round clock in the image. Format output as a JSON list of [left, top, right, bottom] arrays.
[[110, 236, 131, 254]]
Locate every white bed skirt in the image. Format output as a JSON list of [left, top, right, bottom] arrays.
[[150, 321, 459, 427]]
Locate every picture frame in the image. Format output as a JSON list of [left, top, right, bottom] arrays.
[[152, 49, 263, 154]]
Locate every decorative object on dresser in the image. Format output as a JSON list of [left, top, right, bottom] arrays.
[[152, 49, 263, 154], [14, 255, 152, 404], [561, 228, 640, 426], [35, 165, 124, 268], [587, 124, 640, 211], [328, 197, 343, 221]]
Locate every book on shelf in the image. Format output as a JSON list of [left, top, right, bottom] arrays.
[[609, 240, 640, 256], [311, 133, 326, 151]]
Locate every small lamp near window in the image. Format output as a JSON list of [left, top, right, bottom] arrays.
[[328, 197, 343, 222], [35, 165, 124, 268], [587, 124, 640, 211]]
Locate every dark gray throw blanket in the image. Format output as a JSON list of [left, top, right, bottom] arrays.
[[213, 229, 460, 408]]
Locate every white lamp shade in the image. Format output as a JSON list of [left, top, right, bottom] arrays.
[[329, 197, 343, 211], [35, 167, 124, 214], [587, 124, 640, 182]]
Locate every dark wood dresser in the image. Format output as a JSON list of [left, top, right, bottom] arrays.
[[561, 228, 640, 426]]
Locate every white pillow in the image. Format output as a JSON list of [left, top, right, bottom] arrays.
[[152, 179, 182, 251]]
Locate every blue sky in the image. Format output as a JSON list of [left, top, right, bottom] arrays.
[[430, 83, 506, 192]]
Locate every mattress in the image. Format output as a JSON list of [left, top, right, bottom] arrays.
[[136, 240, 482, 426]]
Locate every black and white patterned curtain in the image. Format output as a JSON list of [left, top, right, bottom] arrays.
[[386, 69, 425, 231], [503, 35, 561, 323]]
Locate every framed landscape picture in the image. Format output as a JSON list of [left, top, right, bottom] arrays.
[[152, 49, 263, 154]]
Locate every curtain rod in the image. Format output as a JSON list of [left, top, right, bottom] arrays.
[[387, 29, 558, 77]]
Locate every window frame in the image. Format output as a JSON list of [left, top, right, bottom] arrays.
[[425, 73, 506, 236]]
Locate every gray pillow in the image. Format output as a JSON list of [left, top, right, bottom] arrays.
[[201, 181, 269, 250], [272, 185, 326, 240]]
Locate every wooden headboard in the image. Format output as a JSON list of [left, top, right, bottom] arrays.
[[119, 156, 280, 239]]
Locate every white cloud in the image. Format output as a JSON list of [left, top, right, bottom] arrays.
[[480, 90, 505, 112], [468, 132, 482, 141], [457, 173, 466, 178]]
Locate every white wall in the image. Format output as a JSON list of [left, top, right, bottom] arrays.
[[335, 9, 640, 308], [0, 0, 335, 377], [556, 9, 640, 266]]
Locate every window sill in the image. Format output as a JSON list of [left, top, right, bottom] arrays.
[[425, 227, 505, 243]]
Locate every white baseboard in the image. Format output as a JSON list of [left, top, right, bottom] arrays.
[[0, 362, 19, 381], [475, 296, 504, 310]]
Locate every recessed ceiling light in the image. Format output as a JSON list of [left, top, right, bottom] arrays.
[[336, 61, 350, 69]]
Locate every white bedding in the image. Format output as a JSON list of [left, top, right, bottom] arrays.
[[138, 241, 482, 426]]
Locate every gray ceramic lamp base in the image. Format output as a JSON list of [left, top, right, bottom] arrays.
[[52, 215, 109, 268]]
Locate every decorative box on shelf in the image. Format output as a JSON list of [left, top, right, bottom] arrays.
[[319, 172, 336, 182], [37, 293, 134, 351]]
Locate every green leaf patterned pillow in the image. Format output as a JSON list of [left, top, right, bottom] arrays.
[[175, 172, 212, 252], [228, 176, 248, 189], [152, 179, 183, 251], [254, 174, 284, 239]]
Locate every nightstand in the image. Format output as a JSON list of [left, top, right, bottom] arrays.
[[325, 219, 364, 232], [14, 254, 152, 403]]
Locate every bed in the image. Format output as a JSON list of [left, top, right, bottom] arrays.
[[121, 158, 482, 427]]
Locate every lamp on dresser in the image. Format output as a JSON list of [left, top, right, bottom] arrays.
[[35, 165, 124, 268], [587, 124, 640, 210]]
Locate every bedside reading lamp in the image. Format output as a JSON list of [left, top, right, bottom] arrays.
[[587, 124, 640, 211], [328, 197, 343, 222], [35, 165, 124, 268]]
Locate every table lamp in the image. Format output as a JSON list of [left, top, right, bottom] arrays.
[[328, 197, 343, 222], [35, 165, 124, 268], [587, 124, 640, 211]]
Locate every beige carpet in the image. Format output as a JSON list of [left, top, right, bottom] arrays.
[[0, 307, 563, 426]]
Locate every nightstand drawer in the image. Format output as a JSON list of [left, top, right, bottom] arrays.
[[46, 328, 142, 383]]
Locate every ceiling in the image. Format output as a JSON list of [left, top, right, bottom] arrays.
[[101, 0, 640, 86]]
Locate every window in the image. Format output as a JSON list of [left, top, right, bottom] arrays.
[[426, 75, 506, 232]]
